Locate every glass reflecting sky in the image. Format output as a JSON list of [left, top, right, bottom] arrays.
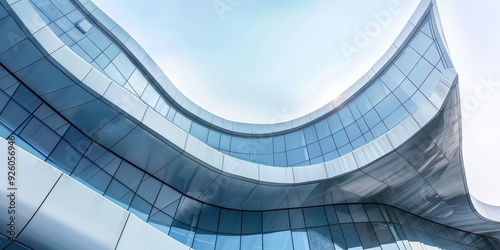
[[92, 0, 500, 205]]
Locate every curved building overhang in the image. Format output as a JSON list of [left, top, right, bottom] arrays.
[[1, 0, 499, 241]]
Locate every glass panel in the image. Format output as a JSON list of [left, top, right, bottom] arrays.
[[315, 119, 331, 139], [273, 135, 286, 153], [241, 234, 262, 250], [304, 126, 318, 144], [285, 130, 306, 150], [263, 231, 293, 250], [292, 229, 310, 250], [381, 65, 405, 90], [303, 207, 328, 227], [332, 130, 349, 147], [287, 146, 309, 166], [365, 80, 390, 105], [190, 122, 209, 142], [307, 142, 322, 159], [319, 136, 336, 154], [395, 47, 420, 75], [374, 94, 400, 119], [216, 234, 240, 250], [326, 113, 342, 133]]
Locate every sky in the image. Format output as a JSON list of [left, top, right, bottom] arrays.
[[92, 0, 500, 206]]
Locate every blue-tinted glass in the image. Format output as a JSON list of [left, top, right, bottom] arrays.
[[323, 150, 339, 161], [190, 123, 209, 142], [424, 43, 440, 66], [115, 161, 143, 191], [273, 135, 285, 152], [309, 156, 324, 165], [87, 29, 112, 50], [348, 205, 369, 223], [263, 231, 293, 250], [1, 100, 30, 131], [142, 85, 160, 107], [219, 209, 242, 234], [338, 107, 354, 126], [338, 144, 353, 156], [274, 152, 287, 166], [365, 80, 390, 105], [307, 142, 322, 159], [355, 223, 380, 249], [104, 179, 134, 209], [324, 206, 339, 224], [170, 221, 195, 247], [48, 139, 80, 174], [155, 98, 170, 116], [345, 122, 362, 141], [112, 52, 135, 79], [219, 134, 231, 151], [19, 117, 59, 155], [363, 109, 382, 129], [349, 103, 361, 119], [372, 222, 396, 245], [326, 113, 342, 133], [78, 37, 100, 59], [371, 122, 387, 138], [381, 65, 405, 90], [291, 230, 310, 250], [253, 154, 273, 165], [231, 137, 251, 154], [356, 118, 369, 134], [263, 210, 290, 232], [285, 130, 306, 150], [335, 205, 353, 223], [330, 225, 347, 249], [410, 31, 433, 55], [351, 136, 366, 149], [242, 212, 262, 234], [304, 207, 328, 227], [384, 106, 409, 129], [354, 93, 372, 114], [307, 226, 334, 249], [420, 68, 442, 98], [173, 112, 191, 132], [287, 147, 309, 166], [375, 94, 400, 119], [341, 224, 362, 248], [314, 120, 331, 139], [104, 43, 120, 60], [198, 205, 220, 232], [289, 209, 305, 229], [332, 130, 349, 147], [395, 47, 420, 75], [193, 230, 216, 250], [216, 235, 240, 250], [129, 195, 152, 221], [253, 137, 273, 154], [408, 59, 433, 87], [403, 91, 428, 113], [393, 79, 417, 103], [241, 234, 262, 250], [319, 136, 335, 154], [303, 126, 318, 144], [207, 130, 221, 147]]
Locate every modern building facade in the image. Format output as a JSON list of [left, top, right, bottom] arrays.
[[0, 0, 499, 249]]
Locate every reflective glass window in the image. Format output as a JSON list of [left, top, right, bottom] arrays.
[[314, 119, 331, 139], [395, 47, 420, 75], [218, 209, 242, 234], [332, 130, 349, 147], [338, 144, 353, 156], [112, 52, 135, 79], [330, 224, 347, 249], [356, 118, 369, 134], [355, 223, 380, 249], [307, 226, 334, 250], [142, 84, 160, 108], [304, 207, 328, 227], [304, 126, 318, 144], [307, 142, 322, 159], [326, 113, 342, 133], [381, 65, 405, 90], [375, 94, 400, 119], [370, 122, 387, 138], [354, 93, 372, 115], [410, 31, 433, 55], [242, 212, 262, 234], [424, 43, 440, 66], [241, 234, 262, 250], [273, 135, 286, 153], [263, 231, 293, 250], [286, 146, 309, 166], [323, 150, 339, 161], [345, 122, 362, 141], [289, 209, 306, 229], [193, 230, 216, 250], [319, 136, 335, 154], [338, 107, 354, 126], [216, 235, 240, 250], [263, 210, 290, 232], [231, 137, 251, 154], [408, 59, 433, 87], [336, 205, 353, 223], [198, 205, 220, 232], [207, 130, 221, 147], [274, 152, 287, 166], [173, 112, 191, 132], [349, 205, 369, 223], [220, 134, 231, 151], [341, 224, 362, 248], [365, 79, 390, 105], [285, 130, 306, 150], [291, 229, 310, 250], [384, 106, 409, 129], [190, 123, 209, 142], [253, 137, 273, 154]]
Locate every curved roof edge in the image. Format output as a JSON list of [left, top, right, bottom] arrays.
[[74, 0, 434, 136]]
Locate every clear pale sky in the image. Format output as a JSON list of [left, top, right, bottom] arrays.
[[92, 0, 500, 205]]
